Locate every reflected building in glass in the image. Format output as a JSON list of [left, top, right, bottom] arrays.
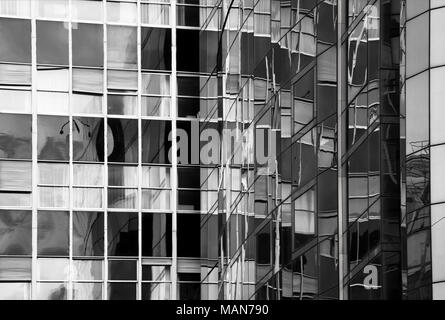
[[0, 0, 438, 300]]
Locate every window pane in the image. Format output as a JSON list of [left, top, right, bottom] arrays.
[[141, 4, 170, 25], [0, 192, 31, 207], [37, 0, 68, 19], [72, 0, 103, 22], [141, 27, 171, 71], [108, 260, 137, 280], [142, 213, 172, 256], [72, 23, 103, 67], [0, 114, 32, 159], [142, 282, 171, 300], [73, 211, 104, 257], [73, 188, 103, 209], [107, 26, 137, 69], [142, 189, 171, 210], [108, 283, 136, 300], [142, 265, 170, 281], [36, 282, 67, 300], [107, 118, 138, 163], [37, 91, 69, 115], [0, 0, 31, 18], [108, 95, 137, 116], [0, 63, 31, 85], [74, 163, 104, 186], [37, 211, 69, 256], [37, 67, 69, 92], [108, 212, 138, 256], [142, 73, 170, 95], [0, 18, 31, 63], [107, 1, 137, 24], [142, 166, 170, 188], [72, 260, 103, 280], [141, 120, 172, 164], [36, 20, 69, 65], [0, 282, 30, 300], [38, 186, 69, 208], [0, 257, 31, 280], [108, 165, 138, 186], [142, 97, 171, 117], [73, 68, 103, 92], [0, 210, 32, 255], [37, 258, 69, 280], [72, 93, 103, 115], [107, 69, 138, 90], [37, 115, 69, 161], [0, 89, 32, 113], [0, 161, 31, 190], [73, 117, 104, 162], [72, 282, 103, 300], [108, 188, 138, 209], [38, 163, 69, 185]]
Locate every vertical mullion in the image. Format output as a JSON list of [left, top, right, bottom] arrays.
[[103, 0, 109, 301], [137, 0, 143, 301], [68, 0, 74, 301], [171, 0, 178, 300], [30, 0, 38, 301]]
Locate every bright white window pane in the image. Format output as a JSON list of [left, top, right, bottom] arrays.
[[72, 94, 103, 115], [37, 258, 69, 280], [37, 91, 69, 115], [0, 161, 31, 190], [38, 163, 69, 185], [0, 283, 30, 300], [0, 0, 31, 17], [431, 9, 445, 68], [432, 204, 445, 284], [107, 70, 137, 90], [431, 67, 445, 145], [406, 13, 429, 77], [431, 145, 445, 203], [72, 260, 103, 281], [37, 68, 69, 92], [107, 1, 137, 24], [72, 0, 103, 22], [433, 282, 445, 300], [406, 71, 429, 152], [74, 164, 104, 186], [141, 4, 170, 25], [73, 187, 103, 209], [38, 186, 69, 208], [0, 192, 31, 207], [37, 0, 68, 19], [0, 90, 31, 113]]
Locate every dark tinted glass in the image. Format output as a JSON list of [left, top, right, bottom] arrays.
[[0, 114, 32, 159], [73, 211, 104, 256], [107, 212, 138, 256], [141, 27, 171, 71], [37, 211, 69, 256], [72, 23, 103, 67], [0, 210, 32, 255], [36, 20, 69, 65], [0, 18, 31, 63]]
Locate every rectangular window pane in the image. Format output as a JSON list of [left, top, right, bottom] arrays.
[[72, 117, 104, 162], [0, 114, 32, 160], [107, 1, 137, 24], [36, 20, 69, 65], [141, 4, 170, 25], [74, 163, 104, 186], [107, 95, 137, 116], [0, 161, 31, 190], [107, 212, 138, 256], [36, 282, 67, 300], [108, 188, 138, 209], [0, 18, 31, 63], [142, 96, 171, 117], [0, 257, 31, 280], [37, 258, 69, 280], [73, 187, 103, 209], [37, 67, 69, 92], [142, 213, 172, 256], [0, 282, 30, 300], [73, 68, 103, 93], [72, 0, 103, 22], [37, 91, 69, 115], [107, 26, 137, 69], [142, 282, 171, 300], [0, 210, 32, 255], [0, 64, 31, 85], [39, 186, 69, 208], [72, 282, 103, 300], [73, 211, 104, 257], [108, 283, 136, 300], [37, 211, 69, 256], [142, 189, 171, 210], [72, 260, 103, 280], [72, 94, 103, 115], [0, 90, 32, 113], [72, 23, 103, 67]]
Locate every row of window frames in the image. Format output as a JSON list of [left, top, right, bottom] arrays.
[[0, 2, 221, 28], [0, 258, 171, 282], [0, 162, 223, 189], [0, 66, 219, 97]]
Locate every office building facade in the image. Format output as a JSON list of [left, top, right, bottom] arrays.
[[0, 0, 440, 300]]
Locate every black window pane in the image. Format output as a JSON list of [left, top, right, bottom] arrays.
[[0, 210, 32, 255], [37, 211, 69, 256], [141, 27, 171, 71], [0, 18, 31, 63], [73, 211, 104, 256], [0, 114, 32, 159], [108, 260, 137, 280], [107, 212, 138, 256], [142, 213, 172, 257], [177, 214, 200, 257], [72, 23, 103, 67], [36, 20, 69, 65], [108, 283, 136, 300]]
